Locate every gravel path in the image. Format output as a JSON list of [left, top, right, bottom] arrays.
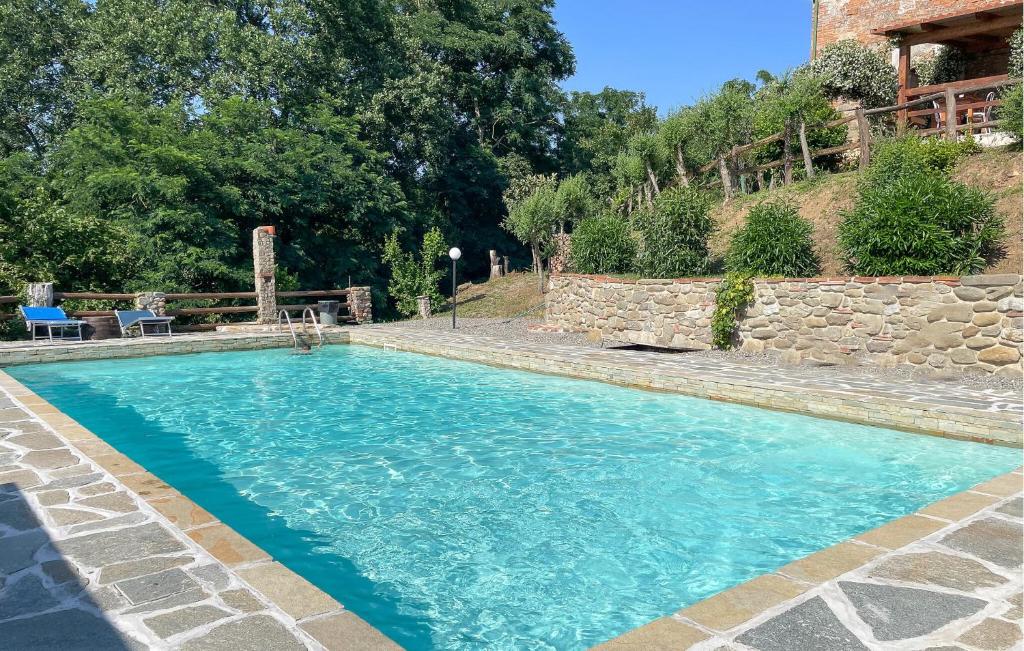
[[366, 317, 1024, 392]]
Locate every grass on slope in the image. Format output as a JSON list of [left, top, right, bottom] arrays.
[[439, 271, 546, 318], [709, 147, 1022, 275]]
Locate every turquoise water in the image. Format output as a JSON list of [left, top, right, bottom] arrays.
[[9, 346, 1020, 650]]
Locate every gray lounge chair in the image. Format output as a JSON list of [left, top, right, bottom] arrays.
[[20, 306, 86, 342], [116, 310, 174, 337]]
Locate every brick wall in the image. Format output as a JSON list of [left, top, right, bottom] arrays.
[[546, 274, 1024, 378], [814, 0, 1017, 52]]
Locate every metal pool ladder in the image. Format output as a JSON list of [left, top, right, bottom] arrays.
[[278, 308, 324, 351]]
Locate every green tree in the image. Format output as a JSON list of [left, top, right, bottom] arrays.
[[808, 40, 898, 108], [503, 183, 560, 285], [381, 227, 448, 316], [558, 87, 657, 196]]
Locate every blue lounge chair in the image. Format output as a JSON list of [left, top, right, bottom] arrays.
[[115, 310, 174, 337], [20, 306, 86, 342]]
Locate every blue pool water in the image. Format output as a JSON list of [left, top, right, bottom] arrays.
[[9, 346, 1020, 649]]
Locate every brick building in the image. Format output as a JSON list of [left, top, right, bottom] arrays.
[[811, 0, 1021, 135], [811, 0, 1021, 55]]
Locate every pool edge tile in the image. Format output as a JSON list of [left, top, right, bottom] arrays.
[[0, 367, 404, 651]]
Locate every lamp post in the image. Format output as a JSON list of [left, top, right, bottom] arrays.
[[449, 247, 461, 330]]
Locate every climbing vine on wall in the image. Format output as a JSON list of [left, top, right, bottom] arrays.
[[711, 272, 755, 350]]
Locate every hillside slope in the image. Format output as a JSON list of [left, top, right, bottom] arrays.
[[709, 148, 1022, 275]]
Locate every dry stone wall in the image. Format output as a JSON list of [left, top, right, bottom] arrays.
[[546, 274, 1024, 378]]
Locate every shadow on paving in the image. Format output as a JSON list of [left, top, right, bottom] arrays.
[[0, 483, 134, 650], [20, 379, 436, 650]]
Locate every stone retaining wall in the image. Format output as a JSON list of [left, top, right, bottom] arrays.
[[546, 274, 1024, 377]]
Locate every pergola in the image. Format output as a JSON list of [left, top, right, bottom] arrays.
[[871, 1, 1022, 134]]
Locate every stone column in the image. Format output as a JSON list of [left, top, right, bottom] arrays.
[[134, 292, 167, 315], [26, 283, 53, 307], [416, 295, 432, 319], [348, 286, 373, 324], [253, 227, 277, 324]]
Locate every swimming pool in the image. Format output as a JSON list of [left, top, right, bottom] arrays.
[[9, 346, 1020, 649]]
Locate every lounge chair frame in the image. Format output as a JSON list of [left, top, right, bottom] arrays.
[[20, 307, 86, 342], [116, 310, 174, 338]]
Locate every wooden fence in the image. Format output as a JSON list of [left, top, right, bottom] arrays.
[[701, 78, 1017, 199], [0, 289, 353, 331]]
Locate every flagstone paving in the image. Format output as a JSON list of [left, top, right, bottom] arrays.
[[347, 327, 1023, 445], [598, 470, 1023, 650], [0, 376, 399, 650], [0, 330, 1021, 650]]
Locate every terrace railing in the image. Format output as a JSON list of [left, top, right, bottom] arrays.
[[701, 77, 1019, 200]]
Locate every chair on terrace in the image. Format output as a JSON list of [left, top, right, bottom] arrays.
[[115, 310, 175, 338], [20, 306, 86, 342]]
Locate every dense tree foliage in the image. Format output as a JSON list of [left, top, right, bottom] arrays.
[[0, 0, 576, 313]]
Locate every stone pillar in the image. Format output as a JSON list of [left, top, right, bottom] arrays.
[[253, 227, 277, 324], [549, 233, 571, 275], [348, 286, 373, 324], [26, 283, 53, 307], [416, 295, 432, 319], [134, 292, 167, 315]]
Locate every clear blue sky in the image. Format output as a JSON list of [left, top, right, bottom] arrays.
[[552, 1, 813, 114]]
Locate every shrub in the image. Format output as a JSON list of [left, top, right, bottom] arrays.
[[808, 40, 898, 108], [915, 46, 967, 87], [1010, 29, 1023, 79], [864, 136, 978, 186], [999, 83, 1024, 143], [570, 213, 636, 274], [838, 172, 1003, 276], [634, 186, 714, 277], [712, 272, 754, 349], [727, 200, 819, 277], [381, 227, 448, 316], [503, 183, 560, 274]]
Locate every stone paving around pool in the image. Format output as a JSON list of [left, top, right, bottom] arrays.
[[347, 327, 1023, 446], [1, 329, 1022, 650], [597, 471, 1023, 651], [0, 372, 399, 650]]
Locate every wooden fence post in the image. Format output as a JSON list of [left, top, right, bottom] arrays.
[[782, 123, 794, 185], [856, 108, 871, 169], [944, 88, 957, 140], [718, 157, 733, 200], [798, 121, 814, 180]]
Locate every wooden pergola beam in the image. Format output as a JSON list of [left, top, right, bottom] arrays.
[[896, 14, 1021, 46]]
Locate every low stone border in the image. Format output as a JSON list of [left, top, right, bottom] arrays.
[[595, 470, 1023, 650], [0, 370, 399, 650], [346, 328, 1023, 446]]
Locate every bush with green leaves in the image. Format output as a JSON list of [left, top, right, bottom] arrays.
[[727, 200, 819, 277], [839, 171, 1002, 276], [381, 227, 448, 317], [570, 213, 636, 274], [712, 272, 754, 349], [1010, 29, 1023, 79], [503, 182, 560, 274], [915, 46, 967, 87], [634, 186, 714, 277], [1000, 83, 1023, 142], [808, 40, 898, 108], [864, 136, 978, 187]]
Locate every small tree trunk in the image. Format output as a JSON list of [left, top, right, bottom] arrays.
[[718, 157, 733, 200], [675, 146, 690, 186], [756, 169, 765, 191], [856, 107, 871, 169], [798, 121, 815, 179], [782, 122, 794, 185], [530, 240, 541, 274], [645, 163, 660, 195]]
